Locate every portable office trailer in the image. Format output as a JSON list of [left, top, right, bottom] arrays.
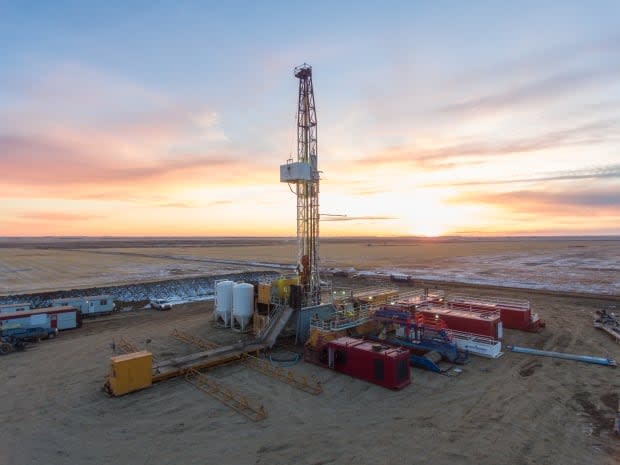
[[52, 295, 115, 316], [0, 306, 82, 330], [325, 337, 411, 390], [0, 302, 31, 314]]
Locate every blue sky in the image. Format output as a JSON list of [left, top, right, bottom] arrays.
[[1, 1, 619, 236]]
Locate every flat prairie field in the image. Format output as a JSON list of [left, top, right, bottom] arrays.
[[1, 286, 619, 465], [0, 238, 619, 465], [0, 237, 618, 296]]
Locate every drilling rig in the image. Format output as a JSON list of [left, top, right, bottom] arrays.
[[280, 63, 321, 307]]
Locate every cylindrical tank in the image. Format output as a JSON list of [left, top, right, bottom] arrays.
[[232, 283, 254, 330], [215, 280, 234, 326]]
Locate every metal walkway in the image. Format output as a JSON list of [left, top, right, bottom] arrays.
[[172, 329, 322, 395], [185, 368, 267, 421], [261, 304, 295, 348]]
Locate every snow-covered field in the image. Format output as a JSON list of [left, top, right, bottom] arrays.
[[0, 237, 618, 302], [345, 250, 620, 295]]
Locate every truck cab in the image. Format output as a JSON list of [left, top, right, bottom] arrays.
[[150, 299, 172, 311]]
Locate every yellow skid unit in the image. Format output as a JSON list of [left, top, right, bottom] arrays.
[[257, 283, 272, 304], [272, 277, 299, 301], [108, 351, 153, 396]]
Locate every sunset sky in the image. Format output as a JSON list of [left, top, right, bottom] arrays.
[[1, 1, 619, 237]]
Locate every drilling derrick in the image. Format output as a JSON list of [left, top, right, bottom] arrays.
[[280, 63, 321, 306]]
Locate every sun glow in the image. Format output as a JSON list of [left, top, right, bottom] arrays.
[[414, 223, 445, 237], [403, 194, 451, 237]]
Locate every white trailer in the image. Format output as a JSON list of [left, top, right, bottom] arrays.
[[52, 295, 115, 316], [0, 303, 32, 314]]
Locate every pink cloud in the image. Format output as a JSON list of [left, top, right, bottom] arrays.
[[448, 188, 620, 216], [0, 63, 277, 198]]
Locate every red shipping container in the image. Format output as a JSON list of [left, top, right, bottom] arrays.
[[416, 306, 503, 339], [326, 337, 411, 390]]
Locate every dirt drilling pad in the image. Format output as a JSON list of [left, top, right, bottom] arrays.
[[1, 288, 619, 465]]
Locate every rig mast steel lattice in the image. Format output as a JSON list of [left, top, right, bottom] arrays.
[[280, 63, 321, 306]]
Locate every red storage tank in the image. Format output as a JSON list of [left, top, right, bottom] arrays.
[[0, 306, 82, 331], [416, 306, 503, 339], [326, 337, 411, 390]]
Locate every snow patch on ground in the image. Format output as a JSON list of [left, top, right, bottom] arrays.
[[327, 249, 620, 295], [0, 271, 278, 307]]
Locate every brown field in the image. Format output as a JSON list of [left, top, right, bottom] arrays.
[[1, 280, 619, 465], [1, 237, 619, 296]]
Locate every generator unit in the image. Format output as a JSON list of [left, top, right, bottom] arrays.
[[325, 337, 411, 390], [106, 351, 153, 396]]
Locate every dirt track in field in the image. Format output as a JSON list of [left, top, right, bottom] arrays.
[[1, 279, 619, 465]]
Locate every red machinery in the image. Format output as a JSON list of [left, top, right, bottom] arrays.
[[324, 337, 411, 390], [415, 304, 503, 339], [446, 295, 545, 332]]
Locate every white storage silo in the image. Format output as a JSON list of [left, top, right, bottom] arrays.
[[232, 283, 254, 331], [215, 280, 234, 326]]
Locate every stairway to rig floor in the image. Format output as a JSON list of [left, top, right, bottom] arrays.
[[171, 329, 322, 395]]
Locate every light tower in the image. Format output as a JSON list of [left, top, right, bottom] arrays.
[[280, 63, 321, 306]]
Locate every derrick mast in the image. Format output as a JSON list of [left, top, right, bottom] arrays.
[[280, 63, 321, 306]]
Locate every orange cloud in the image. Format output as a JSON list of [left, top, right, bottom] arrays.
[[321, 215, 398, 222], [17, 212, 105, 221]]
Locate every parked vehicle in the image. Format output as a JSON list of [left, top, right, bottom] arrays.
[[0, 337, 25, 355], [0, 326, 58, 355], [150, 299, 172, 310], [2, 326, 58, 341]]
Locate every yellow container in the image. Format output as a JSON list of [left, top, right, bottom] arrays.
[[272, 277, 299, 300], [108, 351, 153, 396], [355, 290, 399, 305], [257, 283, 272, 304]]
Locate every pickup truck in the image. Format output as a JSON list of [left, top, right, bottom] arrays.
[[2, 326, 58, 341], [150, 299, 172, 311], [0, 326, 59, 355]]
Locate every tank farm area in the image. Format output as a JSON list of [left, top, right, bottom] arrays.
[[1, 64, 620, 465]]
